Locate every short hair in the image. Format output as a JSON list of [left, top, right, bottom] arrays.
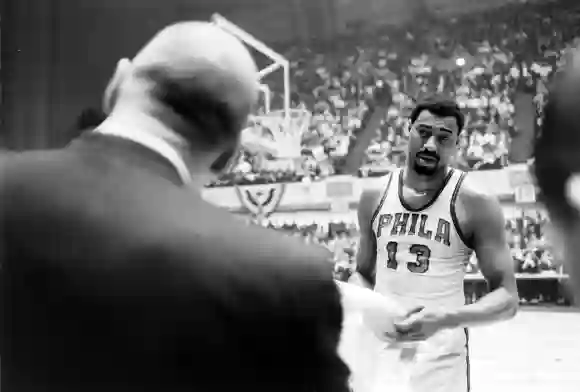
[[534, 72, 580, 224], [409, 97, 465, 134], [136, 66, 248, 149]]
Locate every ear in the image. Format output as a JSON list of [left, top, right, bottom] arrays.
[[566, 173, 580, 212], [102, 58, 133, 115]]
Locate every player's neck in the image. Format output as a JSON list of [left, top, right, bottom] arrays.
[[402, 166, 450, 193]]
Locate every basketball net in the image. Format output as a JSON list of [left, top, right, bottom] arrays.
[[253, 109, 311, 159]]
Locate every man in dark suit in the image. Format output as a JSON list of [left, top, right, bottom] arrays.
[[534, 50, 580, 302], [1, 22, 349, 392]]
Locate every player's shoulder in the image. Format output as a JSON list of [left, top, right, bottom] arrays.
[[455, 170, 506, 227], [456, 170, 501, 207], [358, 171, 396, 219]]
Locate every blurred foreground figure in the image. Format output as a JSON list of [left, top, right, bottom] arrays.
[[0, 22, 350, 392], [535, 50, 580, 302]]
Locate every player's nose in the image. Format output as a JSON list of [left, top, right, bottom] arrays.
[[424, 135, 437, 150]]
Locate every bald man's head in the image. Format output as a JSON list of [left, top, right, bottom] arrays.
[[104, 21, 259, 149]]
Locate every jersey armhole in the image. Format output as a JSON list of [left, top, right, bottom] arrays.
[[450, 172, 473, 250], [369, 171, 395, 230]]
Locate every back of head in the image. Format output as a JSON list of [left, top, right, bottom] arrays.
[[535, 50, 580, 299], [107, 21, 259, 150], [535, 57, 580, 224]]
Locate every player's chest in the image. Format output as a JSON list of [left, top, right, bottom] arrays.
[[373, 210, 459, 273], [373, 210, 454, 248]]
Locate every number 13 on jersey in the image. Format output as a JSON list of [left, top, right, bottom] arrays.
[[385, 241, 431, 273]]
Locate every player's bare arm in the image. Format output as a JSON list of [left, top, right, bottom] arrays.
[[348, 186, 383, 289], [444, 181, 519, 328]]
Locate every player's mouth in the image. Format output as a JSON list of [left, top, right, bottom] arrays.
[[416, 153, 439, 164]]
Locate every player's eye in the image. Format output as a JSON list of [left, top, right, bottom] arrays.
[[417, 128, 430, 137], [439, 135, 454, 145]]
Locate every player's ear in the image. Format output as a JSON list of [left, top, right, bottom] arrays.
[[103, 58, 133, 115], [566, 173, 580, 212]]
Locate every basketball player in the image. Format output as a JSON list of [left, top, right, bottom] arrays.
[[534, 50, 580, 300], [350, 98, 519, 392]]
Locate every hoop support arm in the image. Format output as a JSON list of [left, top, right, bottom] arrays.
[[211, 13, 288, 67], [259, 63, 283, 78]]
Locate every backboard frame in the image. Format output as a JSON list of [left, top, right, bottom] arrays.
[[211, 14, 290, 123]]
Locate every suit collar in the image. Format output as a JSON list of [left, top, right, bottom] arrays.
[[93, 118, 192, 185], [69, 132, 186, 186]]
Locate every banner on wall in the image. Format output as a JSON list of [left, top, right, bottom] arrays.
[[204, 167, 536, 215], [234, 183, 286, 217]]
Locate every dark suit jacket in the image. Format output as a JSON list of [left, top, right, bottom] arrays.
[[1, 134, 349, 392]]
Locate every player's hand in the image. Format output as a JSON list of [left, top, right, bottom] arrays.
[[393, 307, 451, 342]]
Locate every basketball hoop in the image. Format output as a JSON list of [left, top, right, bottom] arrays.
[[257, 84, 271, 113], [253, 109, 311, 159]]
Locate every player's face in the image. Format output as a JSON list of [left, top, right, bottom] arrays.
[[408, 110, 459, 177]]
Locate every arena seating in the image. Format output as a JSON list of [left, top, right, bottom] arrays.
[[206, 0, 580, 188]]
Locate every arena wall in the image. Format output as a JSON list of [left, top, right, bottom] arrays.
[[1, 0, 323, 149]]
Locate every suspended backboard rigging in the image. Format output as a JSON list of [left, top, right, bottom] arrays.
[[257, 84, 271, 113], [211, 14, 310, 160], [211, 13, 289, 121]]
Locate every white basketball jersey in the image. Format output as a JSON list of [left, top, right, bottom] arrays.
[[372, 168, 472, 310]]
